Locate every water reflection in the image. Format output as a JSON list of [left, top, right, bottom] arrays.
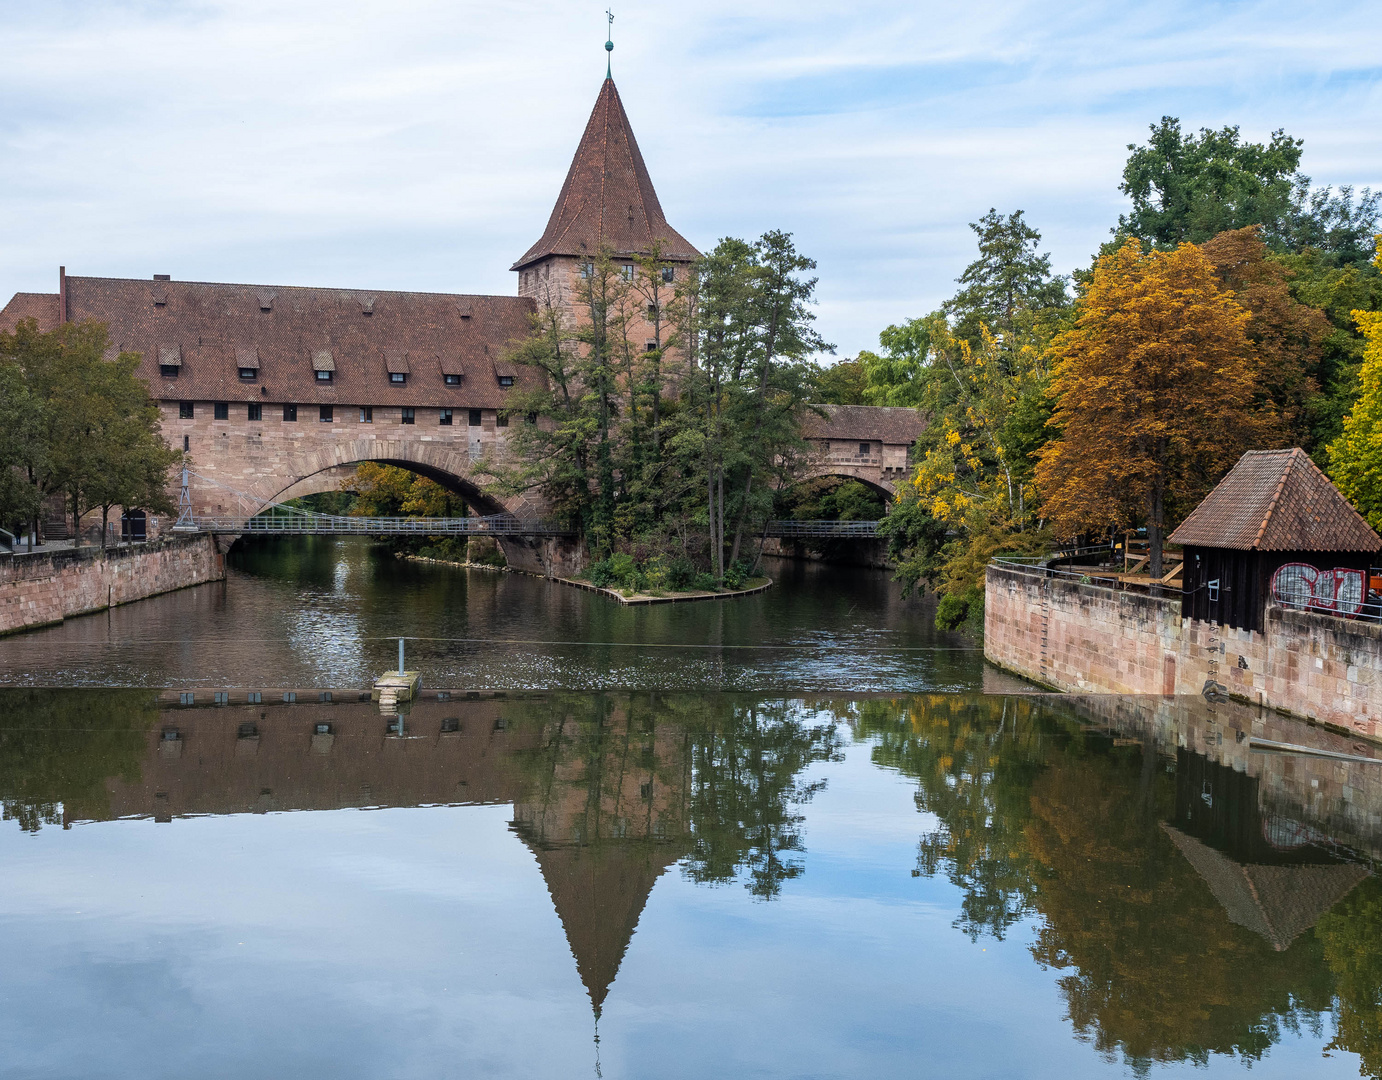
[[2, 689, 1380, 1077]]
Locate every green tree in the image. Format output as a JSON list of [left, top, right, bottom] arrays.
[[0, 358, 46, 539], [1328, 239, 1382, 528], [946, 209, 1069, 343], [810, 357, 869, 404]]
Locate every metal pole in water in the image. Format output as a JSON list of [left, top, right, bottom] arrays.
[[398, 637, 405, 676]]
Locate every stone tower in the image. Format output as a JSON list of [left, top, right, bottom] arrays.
[[512, 77, 699, 340]]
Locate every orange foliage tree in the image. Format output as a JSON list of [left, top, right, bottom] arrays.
[[1036, 238, 1271, 575]]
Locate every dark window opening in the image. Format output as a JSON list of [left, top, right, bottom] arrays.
[[283, 404, 297, 422], [389, 372, 407, 385], [526, 411, 537, 424], [444, 373, 461, 386], [214, 402, 228, 420], [496, 412, 508, 428], [401, 407, 415, 425], [178, 401, 194, 419], [859, 442, 870, 455], [248, 403, 262, 421], [160, 364, 179, 378], [645, 341, 656, 352], [315, 369, 333, 382], [319, 405, 333, 423], [238, 722, 258, 738], [238, 367, 257, 380], [360, 406, 373, 423], [439, 409, 453, 426], [182, 435, 189, 452], [661, 267, 675, 283], [441, 717, 461, 733], [468, 409, 482, 427]]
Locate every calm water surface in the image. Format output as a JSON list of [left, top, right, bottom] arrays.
[[1, 540, 1379, 1078], [0, 538, 980, 691]]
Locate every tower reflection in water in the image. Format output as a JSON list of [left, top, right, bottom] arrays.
[[1, 688, 1380, 1075]]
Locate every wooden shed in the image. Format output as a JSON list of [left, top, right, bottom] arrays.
[[1169, 448, 1382, 632]]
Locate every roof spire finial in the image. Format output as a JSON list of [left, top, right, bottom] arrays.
[[605, 9, 614, 79]]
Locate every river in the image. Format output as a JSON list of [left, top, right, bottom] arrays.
[[0, 538, 1378, 1079]]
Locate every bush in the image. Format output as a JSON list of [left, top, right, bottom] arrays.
[[693, 572, 719, 591], [608, 552, 636, 586], [589, 558, 615, 587], [643, 555, 668, 590], [666, 555, 696, 590], [722, 560, 752, 590], [935, 585, 985, 634]]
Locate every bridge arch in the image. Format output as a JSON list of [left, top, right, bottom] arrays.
[[793, 467, 899, 501]]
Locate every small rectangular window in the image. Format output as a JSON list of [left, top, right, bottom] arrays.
[[214, 402, 229, 420], [662, 266, 675, 283], [401, 407, 415, 425], [360, 406, 373, 423], [496, 412, 508, 428], [647, 302, 658, 319], [161, 364, 180, 378], [498, 375, 514, 388], [439, 408, 453, 426], [859, 442, 870, 456], [246, 692, 262, 704], [248, 403, 262, 421], [468, 409, 482, 427], [444, 373, 461, 386], [316, 369, 333, 382], [621, 264, 634, 280], [645, 341, 657, 352], [283, 404, 297, 422], [319, 405, 333, 422], [390, 372, 407, 385], [179, 401, 194, 419], [183, 435, 189, 452], [283, 691, 297, 703], [580, 262, 593, 278], [179, 692, 194, 705], [214, 691, 229, 705], [318, 691, 332, 703], [238, 367, 257, 380]]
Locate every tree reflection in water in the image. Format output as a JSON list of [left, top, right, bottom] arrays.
[[2, 689, 1380, 1073], [852, 694, 1375, 1075]]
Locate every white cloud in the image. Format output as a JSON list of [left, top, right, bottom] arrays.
[[1, 0, 1379, 356]]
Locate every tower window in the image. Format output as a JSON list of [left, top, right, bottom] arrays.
[[661, 267, 675, 283], [214, 402, 228, 420], [439, 408, 453, 426], [400, 407, 415, 425], [178, 401, 194, 419], [645, 341, 656, 353], [621, 264, 634, 280], [248, 403, 262, 421]]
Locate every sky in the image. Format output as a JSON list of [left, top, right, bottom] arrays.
[[1, 0, 1380, 358]]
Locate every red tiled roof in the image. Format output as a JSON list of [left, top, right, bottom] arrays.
[[1169, 448, 1381, 552], [800, 404, 927, 445], [51, 276, 541, 409], [0, 292, 61, 333], [512, 79, 698, 270]]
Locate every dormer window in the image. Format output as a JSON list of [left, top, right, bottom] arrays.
[[444, 373, 461, 386], [312, 350, 335, 383], [161, 364, 180, 378], [316, 369, 333, 382], [239, 367, 257, 381], [390, 372, 407, 385], [498, 375, 514, 388]]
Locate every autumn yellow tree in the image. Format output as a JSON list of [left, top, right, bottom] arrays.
[[1328, 236, 1382, 528], [1036, 238, 1271, 575]]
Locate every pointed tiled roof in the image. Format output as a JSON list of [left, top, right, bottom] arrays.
[[1169, 448, 1381, 552], [512, 79, 698, 271]]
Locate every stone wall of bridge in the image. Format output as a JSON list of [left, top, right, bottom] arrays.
[[0, 535, 223, 636], [985, 561, 1382, 742]]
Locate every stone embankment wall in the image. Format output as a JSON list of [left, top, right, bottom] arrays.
[[0, 535, 224, 635], [985, 562, 1382, 742]]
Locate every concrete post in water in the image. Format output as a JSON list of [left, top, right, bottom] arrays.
[[374, 636, 420, 708], [399, 637, 405, 676]]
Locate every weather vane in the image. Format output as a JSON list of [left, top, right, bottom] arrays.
[[605, 9, 614, 78]]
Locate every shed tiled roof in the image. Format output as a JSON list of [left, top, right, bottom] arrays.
[[1169, 448, 1381, 552], [25, 276, 542, 409], [0, 292, 61, 332], [800, 403, 927, 445], [512, 78, 698, 270]]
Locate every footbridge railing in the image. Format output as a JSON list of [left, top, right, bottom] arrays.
[[764, 520, 881, 538], [173, 506, 573, 537]]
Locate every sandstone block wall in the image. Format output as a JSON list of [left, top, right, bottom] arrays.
[[985, 562, 1382, 742], [0, 535, 223, 636]]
